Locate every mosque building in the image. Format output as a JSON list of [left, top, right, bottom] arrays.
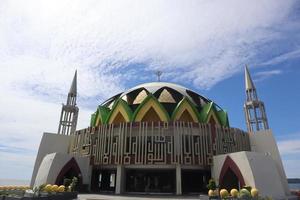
[[30, 67, 290, 198]]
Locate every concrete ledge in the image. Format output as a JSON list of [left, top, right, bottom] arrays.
[[3, 192, 77, 200]]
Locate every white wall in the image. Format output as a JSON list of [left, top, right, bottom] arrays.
[[249, 130, 290, 195], [30, 133, 72, 186]]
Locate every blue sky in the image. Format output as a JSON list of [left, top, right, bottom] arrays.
[[0, 0, 299, 180]]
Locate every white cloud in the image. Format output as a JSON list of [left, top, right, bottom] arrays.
[[0, 0, 297, 91], [277, 134, 300, 178], [254, 69, 282, 81], [281, 159, 300, 178], [261, 49, 300, 66], [278, 138, 300, 156], [0, 0, 299, 179]]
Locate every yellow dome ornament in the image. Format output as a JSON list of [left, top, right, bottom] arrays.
[[58, 185, 65, 192], [251, 188, 259, 197], [220, 189, 229, 198], [51, 185, 59, 192], [230, 188, 239, 198], [44, 184, 52, 192], [208, 189, 217, 197]]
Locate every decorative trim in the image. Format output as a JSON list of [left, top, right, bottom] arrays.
[[132, 94, 170, 122], [105, 99, 133, 124], [171, 97, 199, 122]]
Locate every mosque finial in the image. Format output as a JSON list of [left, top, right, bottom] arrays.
[[155, 70, 163, 82]]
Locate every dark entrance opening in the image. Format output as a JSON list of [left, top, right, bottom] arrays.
[[55, 158, 83, 191], [91, 168, 116, 193], [126, 169, 175, 194], [181, 170, 210, 194], [220, 168, 239, 191], [57, 168, 79, 185], [219, 156, 245, 191]]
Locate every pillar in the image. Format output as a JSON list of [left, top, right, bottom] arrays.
[[115, 165, 124, 194], [176, 165, 182, 195]]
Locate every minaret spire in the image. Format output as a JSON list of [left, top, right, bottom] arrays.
[[69, 70, 77, 95], [245, 65, 255, 91], [243, 65, 269, 133], [67, 70, 77, 106], [58, 70, 79, 135]]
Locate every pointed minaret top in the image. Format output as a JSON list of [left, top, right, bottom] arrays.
[[69, 70, 77, 95], [244, 65, 255, 90]]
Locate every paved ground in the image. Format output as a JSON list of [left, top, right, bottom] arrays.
[[78, 194, 208, 200]]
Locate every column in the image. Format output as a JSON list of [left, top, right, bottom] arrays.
[[176, 165, 182, 195], [115, 165, 124, 194]]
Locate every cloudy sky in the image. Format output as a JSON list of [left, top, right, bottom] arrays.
[[0, 0, 299, 180]]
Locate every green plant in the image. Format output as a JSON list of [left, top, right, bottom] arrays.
[[243, 185, 252, 192], [207, 179, 217, 190], [239, 188, 251, 200], [33, 183, 46, 197], [63, 178, 72, 188], [69, 177, 78, 192]]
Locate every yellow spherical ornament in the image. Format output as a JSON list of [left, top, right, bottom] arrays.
[[208, 189, 215, 196], [220, 189, 229, 198], [51, 185, 59, 192], [58, 185, 65, 192], [44, 184, 52, 192], [251, 188, 259, 197], [230, 188, 239, 197]]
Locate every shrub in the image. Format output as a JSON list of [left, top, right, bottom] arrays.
[[207, 179, 217, 190], [69, 177, 78, 192], [243, 185, 252, 192], [63, 178, 72, 187], [239, 188, 251, 199]]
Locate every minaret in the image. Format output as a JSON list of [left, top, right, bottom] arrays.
[[244, 65, 269, 133], [57, 70, 79, 135]]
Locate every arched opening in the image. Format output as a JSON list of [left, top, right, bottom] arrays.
[[220, 168, 239, 191], [219, 156, 245, 191], [111, 112, 126, 124], [141, 107, 162, 122], [177, 110, 194, 122], [55, 158, 82, 188]]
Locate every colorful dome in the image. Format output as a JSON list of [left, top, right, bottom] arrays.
[[90, 82, 229, 127]]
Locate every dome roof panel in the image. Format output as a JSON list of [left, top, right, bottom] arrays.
[[118, 82, 211, 106], [93, 82, 229, 127], [100, 82, 220, 110]]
